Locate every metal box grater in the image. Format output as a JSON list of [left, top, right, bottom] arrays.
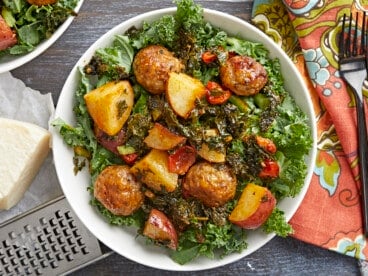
[[0, 196, 112, 275]]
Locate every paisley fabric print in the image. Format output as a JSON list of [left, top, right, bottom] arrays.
[[252, 0, 368, 261], [282, 0, 324, 15], [324, 230, 367, 259], [303, 48, 330, 86], [314, 150, 340, 196]]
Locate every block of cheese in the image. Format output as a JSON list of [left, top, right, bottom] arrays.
[[0, 118, 51, 210]]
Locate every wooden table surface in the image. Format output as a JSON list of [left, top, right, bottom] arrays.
[[10, 0, 360, 274]]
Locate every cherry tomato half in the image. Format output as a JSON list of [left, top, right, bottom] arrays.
[[256, 136, 277, 154], [168, 145, 196, 175], [205, 81, 231, 105], [201, 51, 217, 63], [259, 159, 279, 178], [121, 153, 139, 165]]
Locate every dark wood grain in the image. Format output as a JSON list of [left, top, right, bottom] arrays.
[[10, 0, 360, 274]]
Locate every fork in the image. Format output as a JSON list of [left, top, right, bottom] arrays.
[[339, 12, 368, 237]]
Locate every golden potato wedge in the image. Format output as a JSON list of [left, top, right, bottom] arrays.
[[197, 143, 226, 163], [166, 72, 206, 118], [84, 81, 134, 136], [229, 183, 276, 229], [130, 149, 178, 192], [144, 123, 186, 150]]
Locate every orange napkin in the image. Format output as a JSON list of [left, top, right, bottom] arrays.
[[252, 0, 368, 259]]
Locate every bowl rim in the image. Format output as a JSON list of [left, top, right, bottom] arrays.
[[52, 7, 317, 271]]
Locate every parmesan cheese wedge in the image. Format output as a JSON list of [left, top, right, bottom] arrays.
[[0, 118, 51, 210]]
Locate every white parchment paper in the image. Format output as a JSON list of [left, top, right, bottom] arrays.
[[0, 71, 63, 223]]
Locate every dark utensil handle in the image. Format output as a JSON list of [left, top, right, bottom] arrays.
[[355, 93, 368, 236]]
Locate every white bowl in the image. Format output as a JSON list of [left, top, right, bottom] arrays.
[[0, 0, 84, 73], [52, 8, 317, 271]]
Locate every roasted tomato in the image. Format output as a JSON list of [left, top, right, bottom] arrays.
[[256, 136, 277, 154], [259, 159, 279, 178], [201, 51, 217, 63], [0, 16, 17, 51], [121, 153, 139, 165], [205, 81, 231, 105], [168, 145, 196, 175]]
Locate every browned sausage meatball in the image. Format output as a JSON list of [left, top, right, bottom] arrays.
[[133, 45, 184, 94], [94, 165, 144, 216], [182, 162, 237, 207], [220, 55, 267, 96]]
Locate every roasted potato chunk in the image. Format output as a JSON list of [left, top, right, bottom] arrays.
[[84, 81, 134, 136], [144, 123, 186, 150], [166, 72, 206, 118], [130, 149, 178, 192], [197, 143, 226, 163], [229, 183, 276, 229]]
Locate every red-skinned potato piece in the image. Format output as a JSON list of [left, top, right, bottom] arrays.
[[94, 126, 126, 155], [143, 209, 178, 250], [229, 183, 276, 229], [144, 123, 186, 150]]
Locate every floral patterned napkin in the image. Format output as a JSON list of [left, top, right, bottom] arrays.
[[252, 0, 368, 260]]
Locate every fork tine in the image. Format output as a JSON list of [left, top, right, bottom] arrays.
[[347, 13, 352, 57], [339, 14, 347, 59], [362, 12, 366, 54], [353, 12, 358, 56]]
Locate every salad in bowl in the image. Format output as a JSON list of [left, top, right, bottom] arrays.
[[0, 0, 83, 72], [52, 0, 316, 270]]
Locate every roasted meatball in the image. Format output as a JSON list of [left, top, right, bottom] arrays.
[[182, 162, 237, 207], [94, 165, 144, 216], [133, 45, 183, 94], [220, 55, 267, 96]]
